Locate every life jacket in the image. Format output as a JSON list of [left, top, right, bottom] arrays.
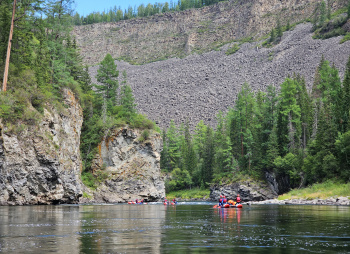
[[236, 197, 241, 203], [223, 198, 227, 203]]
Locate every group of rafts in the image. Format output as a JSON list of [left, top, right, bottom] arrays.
[[213, 195, 243, 209], [128, 198, 243, 208], [213, 201, 243, 209]]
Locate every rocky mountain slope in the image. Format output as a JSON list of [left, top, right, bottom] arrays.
[[89, 23, 350, 129], [74, 0, 347, 66]]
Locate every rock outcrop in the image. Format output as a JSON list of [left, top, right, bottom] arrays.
[[0, 89, 83, 205], [82, 127, 165, 203], [210, 180, 278, 202]]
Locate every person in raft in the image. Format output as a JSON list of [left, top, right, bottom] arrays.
[[172, 198, 177, 204], [223, 196, 227, 204], [236, 194, 241, 204], [219, 195, 223, 206]]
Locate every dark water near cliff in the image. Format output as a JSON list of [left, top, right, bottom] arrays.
[[0, 203, 349, 253]]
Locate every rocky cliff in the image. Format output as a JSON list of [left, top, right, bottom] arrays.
[[82, 127, 165, 203], [73, 0, 347, 66], [0, 89, 83, 205]]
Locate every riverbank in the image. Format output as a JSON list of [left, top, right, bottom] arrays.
[[247, 196, 350, 206]]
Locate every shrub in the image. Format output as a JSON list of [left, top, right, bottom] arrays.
[[340, 32, 350, 43], [225, 44, 240, 55], [141, 129, 150, 140]]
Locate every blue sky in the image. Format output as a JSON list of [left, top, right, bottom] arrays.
[[74, 0, 163, 15]]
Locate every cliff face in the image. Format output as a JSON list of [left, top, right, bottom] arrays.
[[83, 127, 165, 203], [73, 0, 346, 66], [0, 89, 83, 205]]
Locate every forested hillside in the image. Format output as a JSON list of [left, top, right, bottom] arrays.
[[161, 56, 350, 194]]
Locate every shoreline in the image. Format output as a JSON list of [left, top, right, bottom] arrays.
[[246, 196, 350, 206]]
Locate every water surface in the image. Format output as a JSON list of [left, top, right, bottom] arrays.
[[0, 203, 349, 253]]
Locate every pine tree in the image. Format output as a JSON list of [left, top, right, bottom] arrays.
[[167, 120, 181, 170], [201, 126, 214, 186], [295, 75, 313, 149], [276, 18, 283, 40], [319, 1, 327, 26], [277, 78, 301, 155], [120, 83, 136, 119], [342, 55, 350, 132], [270, 28, 276, 43], [183, 120, 197, 177]]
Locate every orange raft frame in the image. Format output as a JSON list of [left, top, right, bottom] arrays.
[[213, 203, 243, 208]]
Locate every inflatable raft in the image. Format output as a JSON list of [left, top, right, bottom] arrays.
[[214, 203, 243, 208], [164, 202, 176, 205], [128, 201, 147, 204]]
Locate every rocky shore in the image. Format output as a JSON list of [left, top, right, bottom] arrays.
[[247, 197, 350, 206]]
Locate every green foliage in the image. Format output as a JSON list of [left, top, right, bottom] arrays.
[[81, 171, 99, 190], [82, 192, 92, 199], [166, 168, 193, 192], [313, 5, 348, 39], [166, 187, 210, 199], [73, 0, 230, 25], [81, 170, 110, 190], [96, 53, 119, 113], [278, 179, 350, 200], [340, 33, 350, 43], [139, 129, 150, 142], [225, 44, 240, 55]]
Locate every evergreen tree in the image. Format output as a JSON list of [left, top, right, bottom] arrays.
[[160, 129, 171, 172], [95, 53, 119, 121], [200, 126, 214, 186], [270, 28, 276, 43], [277, 78, 301, 155], [182, 120, 197, 177], [319, 1, 327, 26], [167, 120, 181, 170], [276, 18, 283, 40], [120, 83, 136, 119], [286, 20, 290, 31], [342, 55, 350, 132], [295, 75, 313, 149]]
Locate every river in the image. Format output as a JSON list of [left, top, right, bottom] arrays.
[[0, 202, 349, 253]]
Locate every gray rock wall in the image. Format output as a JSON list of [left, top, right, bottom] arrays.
[[86, 127, 165, 203], [0, 89, 83, 205], [74, 0, 347, 65], [210, 180, 278, 202]]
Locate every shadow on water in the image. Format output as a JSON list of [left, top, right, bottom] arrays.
[[0, 203, 349, 253]]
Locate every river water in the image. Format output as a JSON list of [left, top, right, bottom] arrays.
[[0, 202, 349, 253]]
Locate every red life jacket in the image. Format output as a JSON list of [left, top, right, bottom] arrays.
[[219, 198, 222, 202], [236, 197, 241, 203], [223, 198, 227, 203]]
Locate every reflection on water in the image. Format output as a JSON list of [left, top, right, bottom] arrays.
[[0, 203, 349, 253]]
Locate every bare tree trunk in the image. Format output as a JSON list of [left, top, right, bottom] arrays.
[[2, 0, 17, 92]]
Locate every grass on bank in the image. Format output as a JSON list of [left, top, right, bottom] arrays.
[[166, 188, 210, 200], [278, 180, 350, 200]]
